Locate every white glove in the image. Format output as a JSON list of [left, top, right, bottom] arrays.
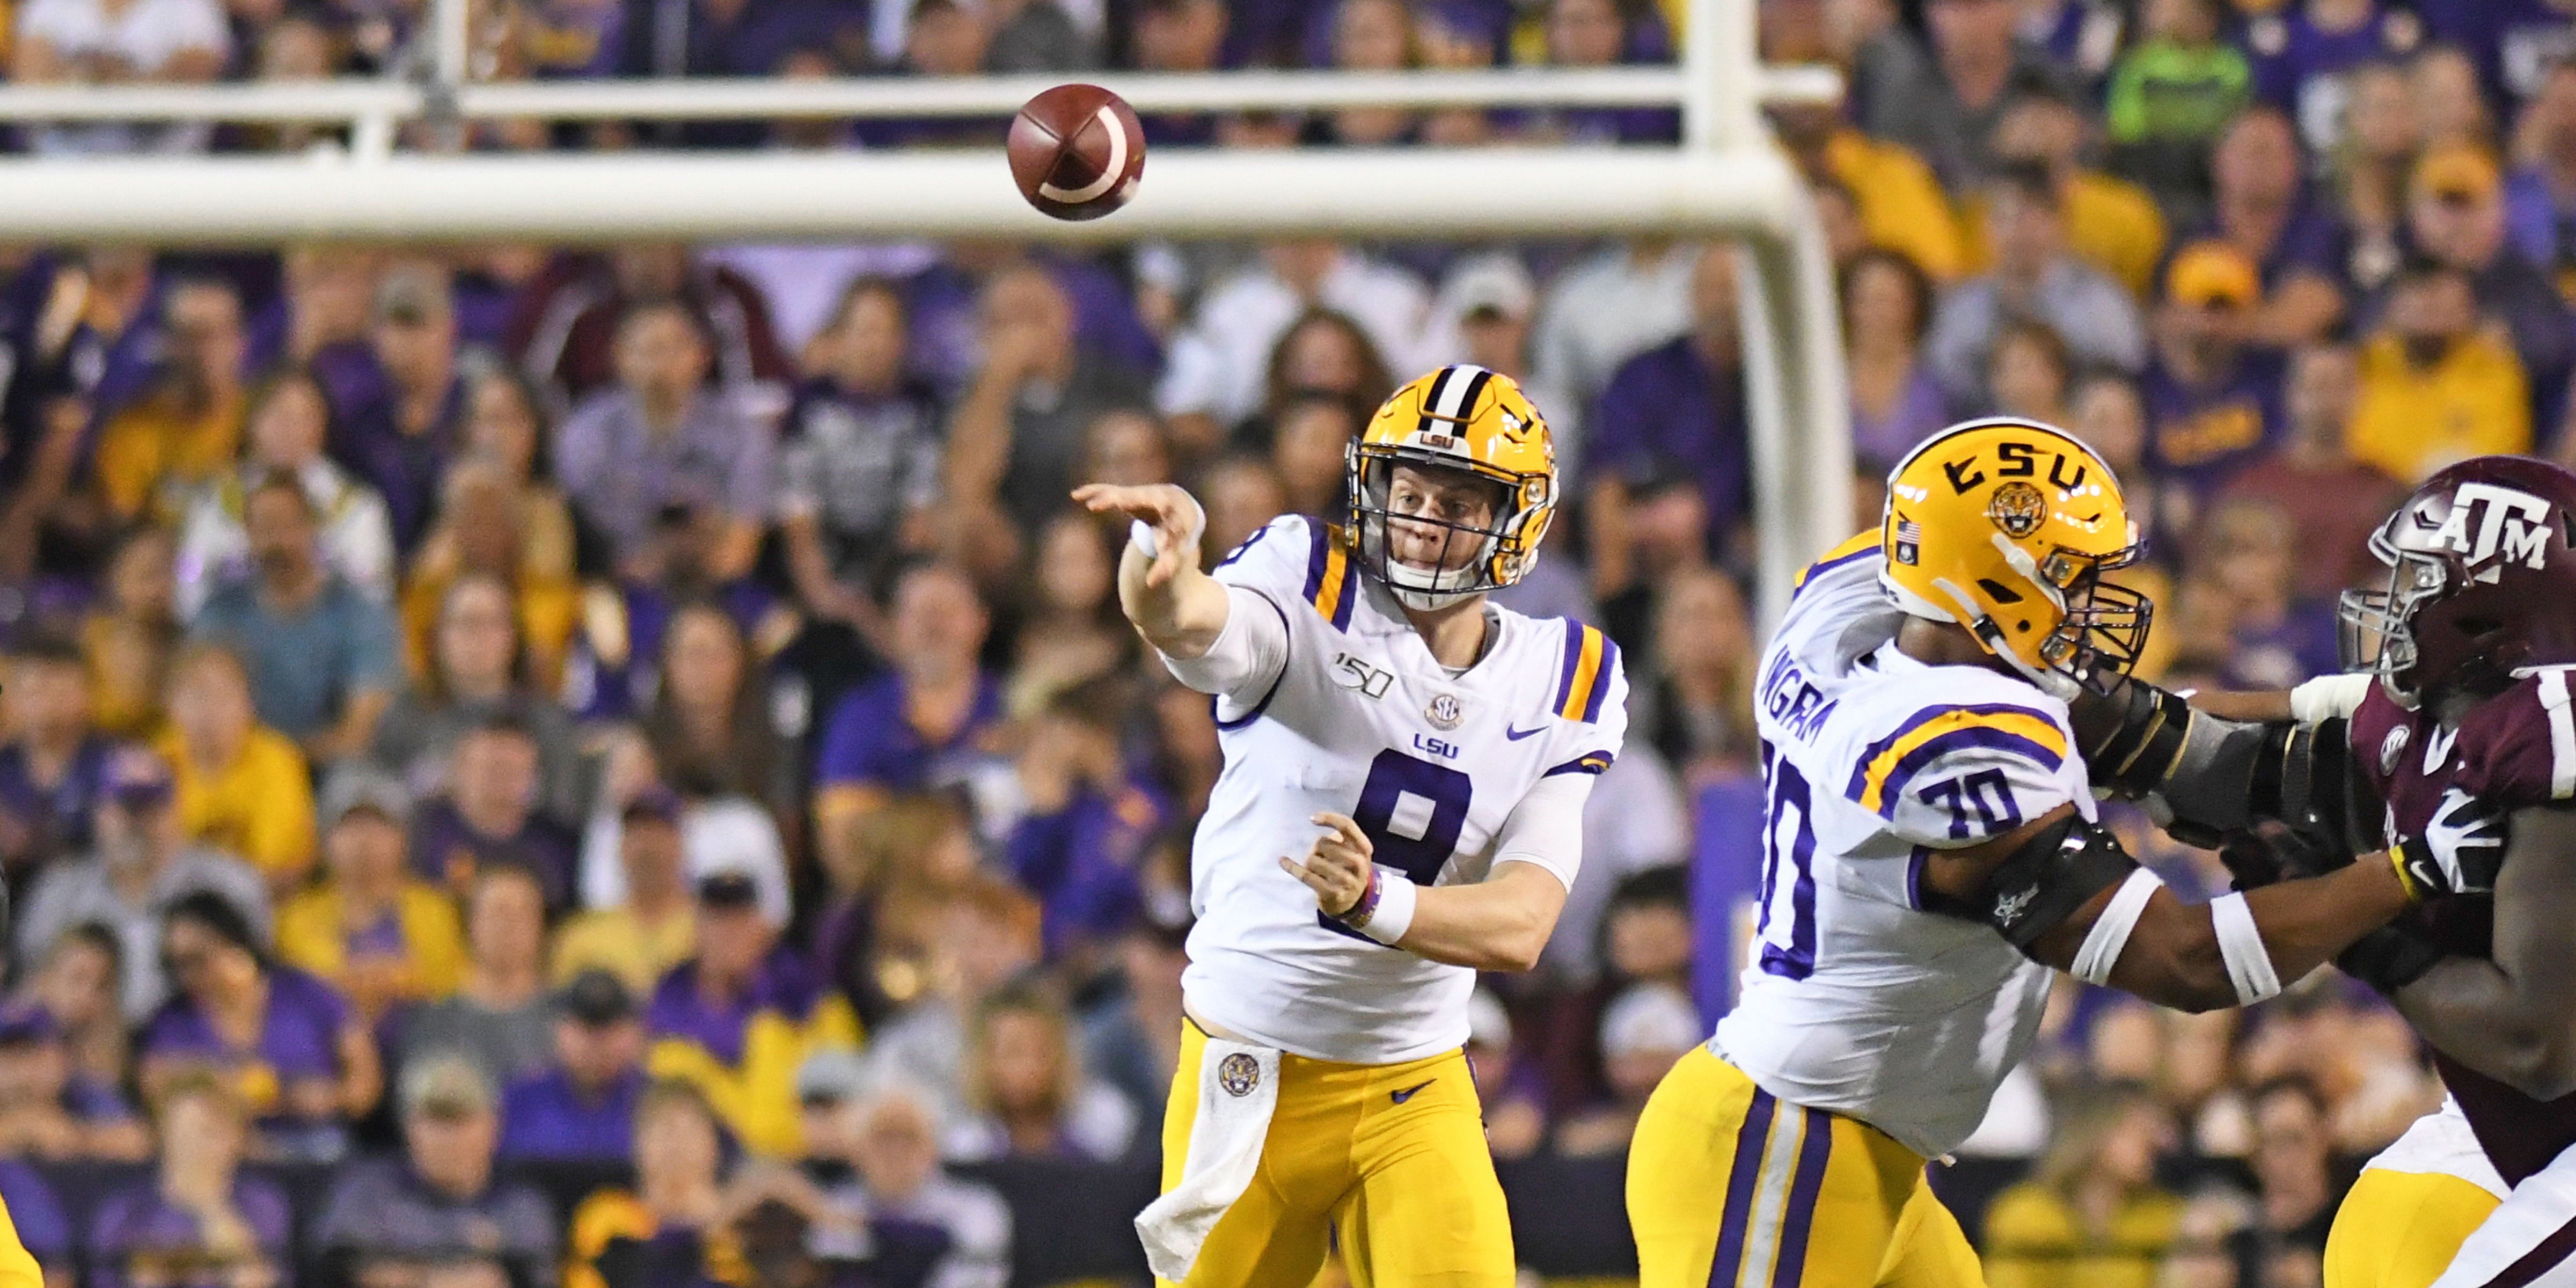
[[2290, 674, 2375, 724]]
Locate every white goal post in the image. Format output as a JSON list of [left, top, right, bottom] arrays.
[[0, 0, 1852, 628]]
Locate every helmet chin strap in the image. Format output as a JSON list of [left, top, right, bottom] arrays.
[[1929, 574, 2080, 701]]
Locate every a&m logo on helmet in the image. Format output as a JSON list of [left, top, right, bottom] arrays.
[[2408, 481, 2556, 579], [1987, 481, 2048, 539]]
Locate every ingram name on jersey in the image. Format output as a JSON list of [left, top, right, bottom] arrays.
[[1181, 515, 1629, 1065], [1710, 536, 2091, 1159]]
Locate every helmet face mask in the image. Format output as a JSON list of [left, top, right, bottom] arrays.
[[2039, 557, 2153, 693], [1351, 455, 1515, 611], [1345, 365, 1558, 613], [2337, 527, 2442, 699]]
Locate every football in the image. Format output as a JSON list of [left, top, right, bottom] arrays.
[[1008, 84, 1146, 222]]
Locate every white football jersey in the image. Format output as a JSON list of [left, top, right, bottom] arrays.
[[1179, 515, 1630, 1064], [1710, 538, 2092, 1159]]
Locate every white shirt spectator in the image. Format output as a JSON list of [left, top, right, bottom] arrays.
[[14, 0, 224, 153], [577, 794, 792, 927], [1155, 250, 1432, 428], [174, 460, 397, 619], [1529, 242, 1698, 456]]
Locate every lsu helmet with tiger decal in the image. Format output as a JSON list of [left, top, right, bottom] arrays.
[[1881, 418, 2150, 698], [1346, 364, 1558, 611]]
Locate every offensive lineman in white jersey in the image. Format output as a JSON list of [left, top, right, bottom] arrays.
[[1075, 364, 1627, 1288], [1627, 418, 2501, 1288]]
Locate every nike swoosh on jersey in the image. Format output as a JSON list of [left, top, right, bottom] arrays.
[[1390, 1079, 1436, 1104], [1505, 724, 1545, 741]]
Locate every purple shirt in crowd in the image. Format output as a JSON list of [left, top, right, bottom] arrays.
[[407, 797, 582, 912], [0, 735, 118, 868], [140, 967, 349, 1132], [647, 948, 831, 1067], [1586, 336, 1752, 554], [814, 672, 1006, 795], [1005, 779, 1165, 955], [90, 1173, 294, 1288], [2140, 348, 2288, 499], [553, 389, 775, 568], [499, 1065, 646, 1165]]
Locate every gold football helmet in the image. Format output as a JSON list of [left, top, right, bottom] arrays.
[[1881, 418, 2149, 696], [1346, 365, 1558, 611]]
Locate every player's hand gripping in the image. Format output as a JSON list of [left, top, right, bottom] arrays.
[[2391, 788, 2510, 901], [1283, 812, 1373, 917], [1072, 483, 1204, 588]]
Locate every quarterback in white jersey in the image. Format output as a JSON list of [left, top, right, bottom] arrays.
[[1628, 418, 2475, 1288], [1077, 365, 1625, 1288]]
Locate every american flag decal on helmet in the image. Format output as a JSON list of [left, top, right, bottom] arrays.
[[1895, 519, 1923, 566]]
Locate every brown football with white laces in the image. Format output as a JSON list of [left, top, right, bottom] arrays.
[[1008, 83, 1146, 221]]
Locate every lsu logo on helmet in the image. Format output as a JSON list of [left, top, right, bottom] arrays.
[[1880, 418, 2149, 697]]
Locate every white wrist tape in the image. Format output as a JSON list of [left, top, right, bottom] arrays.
[[1357, 868, 1417, 946], [2211, 891, 2282, 1004], [2069, 867, 2165, 985], [2290, 674, 2375, 724], [1129, 492, 1208, 559]]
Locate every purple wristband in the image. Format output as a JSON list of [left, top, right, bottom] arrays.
[[1339, 866, 1384, 927]]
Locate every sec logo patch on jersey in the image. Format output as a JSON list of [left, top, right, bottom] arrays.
[[1425, 693, 1465, 730]]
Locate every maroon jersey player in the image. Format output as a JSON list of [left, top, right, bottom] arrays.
[[2076, 455, 2576, 1287]]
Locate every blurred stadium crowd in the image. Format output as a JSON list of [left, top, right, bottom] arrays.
[[0, 0, 2563, 1282]]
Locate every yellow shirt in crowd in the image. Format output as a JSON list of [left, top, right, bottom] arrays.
[[155, 727, 317, 881], [1981, 1182, 2183, 1288], [276, 882, 470, 1012], [92, 389, 243, 522], [1957, 170, 2170, 299], [551, 906, 698, 999], [2347, 331, 2533, 483], [1827, 130, 1967, 281]]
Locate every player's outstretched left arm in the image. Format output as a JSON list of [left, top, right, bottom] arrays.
[[1284, 780, 1591, 973]]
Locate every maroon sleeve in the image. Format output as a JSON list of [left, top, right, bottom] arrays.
[[2452, 671, 2576, 810]]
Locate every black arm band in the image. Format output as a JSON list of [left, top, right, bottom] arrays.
[[1922, 813, 2140, 953]]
